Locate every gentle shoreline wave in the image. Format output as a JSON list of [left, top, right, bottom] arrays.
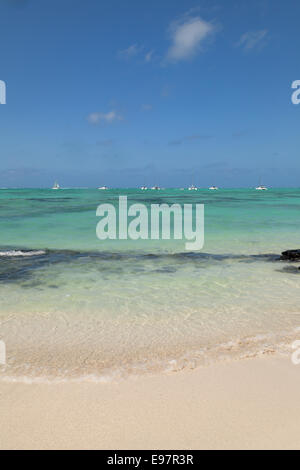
[[0, 326, 299, 384]]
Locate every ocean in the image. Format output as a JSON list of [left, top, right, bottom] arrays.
[[0, 188, 299, 382]]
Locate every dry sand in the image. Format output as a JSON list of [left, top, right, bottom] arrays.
[[0, 356, 300, 450]]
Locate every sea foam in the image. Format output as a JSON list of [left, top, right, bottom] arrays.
[[0, 250, 46, 257]]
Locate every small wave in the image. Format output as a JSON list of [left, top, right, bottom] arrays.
[[0, 328, 297, 385], [0, 250, 46, 258]]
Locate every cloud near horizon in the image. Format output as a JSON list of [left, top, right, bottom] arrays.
[[87, 111, 123, 125], [166, 15, 216, 62], [237, 30, 268, 51], [168, 134, 214, 145], [96, 139, 114, 147]]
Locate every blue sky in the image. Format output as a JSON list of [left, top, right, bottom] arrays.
[[0, 0, 299, 187]]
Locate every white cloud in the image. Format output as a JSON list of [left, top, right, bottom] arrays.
[[145, 50, 154, 62], [237, 30, 268, 51], [166, 16, 215, 62], [118, 44, 154, 64], [118, 44, 141, 59], [87, 111, 123, 125]]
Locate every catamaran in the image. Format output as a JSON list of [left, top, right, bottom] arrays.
[[255, 179, 268, 190], [52, 181, 60, 190], [188, 184, 198, 191], [140, 186, 148, 190]]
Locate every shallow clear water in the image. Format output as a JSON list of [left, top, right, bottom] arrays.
[[0, 188, 299, 382]]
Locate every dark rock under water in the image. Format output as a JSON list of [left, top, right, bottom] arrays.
[[280, 250, 300, 262]]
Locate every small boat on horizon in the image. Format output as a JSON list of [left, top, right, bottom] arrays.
[[98, 186, 108, 190], [209, 186, 219, 190], [151, 185, 161, 190], [255, 177, 268, 190], [140, 186, 148, 190], [52, 181, 60, 190], [188, 184, 198, 191]]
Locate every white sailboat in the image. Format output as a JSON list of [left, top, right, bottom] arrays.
[[255, 179, 268, 190], [98, 186, 108, 190], [188, 184, 198, 191], [52, 181, 60, 190], [140, 186, 148, 190], [209, 186, 219, 190], [151, 185, 161, 190]]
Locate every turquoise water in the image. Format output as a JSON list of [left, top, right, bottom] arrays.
[[0, 188, 299, 382]]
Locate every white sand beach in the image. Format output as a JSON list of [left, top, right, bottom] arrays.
[[1, 356, 300, 450]]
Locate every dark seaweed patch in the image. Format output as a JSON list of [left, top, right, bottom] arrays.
[[0, 246, 286, 285], [276, 265, 300, 274]]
